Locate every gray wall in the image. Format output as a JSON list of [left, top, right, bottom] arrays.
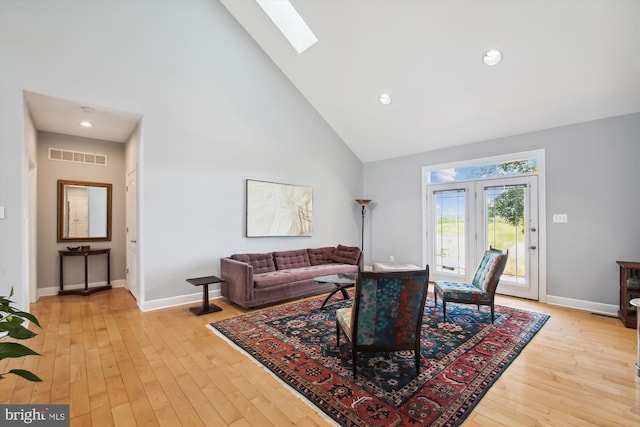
[[364, 113, 640, 306], [0, 0, 362, 307], [36, 132, 126, 290]]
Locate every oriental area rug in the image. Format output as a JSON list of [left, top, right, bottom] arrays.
[[208, 294, 548, 426]]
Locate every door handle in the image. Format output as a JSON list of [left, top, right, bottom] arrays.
[[529, 245, 537, 250], [130, 240, 137, 243]]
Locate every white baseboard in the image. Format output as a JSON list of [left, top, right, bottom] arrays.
[[546, 294, 618, 317], [37, 279, 127, 298], [139, 288, 223, 312]]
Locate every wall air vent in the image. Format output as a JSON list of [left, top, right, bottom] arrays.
[[48, 148, 107, 166]]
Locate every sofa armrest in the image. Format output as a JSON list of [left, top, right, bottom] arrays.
[[220, 257, 254, 308]]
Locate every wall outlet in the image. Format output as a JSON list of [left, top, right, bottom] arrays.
[[553, 214, 568, 223], [389, 255, 395, 262]]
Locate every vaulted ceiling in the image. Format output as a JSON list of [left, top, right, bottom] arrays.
[[221, 0, 640, 163]]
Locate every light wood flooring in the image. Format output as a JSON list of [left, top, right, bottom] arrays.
[[1, 287, 639, 426]]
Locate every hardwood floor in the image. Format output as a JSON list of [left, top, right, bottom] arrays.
[[1, 287, 639, 426]]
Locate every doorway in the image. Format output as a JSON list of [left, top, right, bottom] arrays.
[[423, 151, 546, 301], [24, 91, 142, 302]]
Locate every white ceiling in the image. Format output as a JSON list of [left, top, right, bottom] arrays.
[[221, 0, 640, 163], [25, 91, 141, 143]]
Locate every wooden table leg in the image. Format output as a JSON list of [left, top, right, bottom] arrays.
[[190, 283, 222, 316]]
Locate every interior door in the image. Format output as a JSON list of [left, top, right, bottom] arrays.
[[126, 170, 139, 300]]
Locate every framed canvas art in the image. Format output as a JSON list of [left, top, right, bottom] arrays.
[[246, 179, 313, 237]]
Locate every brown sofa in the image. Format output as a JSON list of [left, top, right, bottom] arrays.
[[220, 245, 362, 309]]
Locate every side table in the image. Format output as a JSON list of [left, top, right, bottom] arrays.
[[616, 261, 640, 328], [186, 275, 224, 316]]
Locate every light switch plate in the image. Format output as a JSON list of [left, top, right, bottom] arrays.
[[553, 213, 568, 223]]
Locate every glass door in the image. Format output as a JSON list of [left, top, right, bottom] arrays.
[[428, 182, 472, 279], [480, 176, 538, 299], [427, 176, 539, 300]]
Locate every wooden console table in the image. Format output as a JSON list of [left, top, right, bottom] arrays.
[[59, 248, 112, 296]]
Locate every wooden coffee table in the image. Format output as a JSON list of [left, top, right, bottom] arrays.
[[314, 273, 357, 308]]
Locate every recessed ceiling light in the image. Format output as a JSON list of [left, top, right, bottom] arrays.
[[80, 121, 93, 128], [483, 49, 503, 66], [379, 93, 392, 106]]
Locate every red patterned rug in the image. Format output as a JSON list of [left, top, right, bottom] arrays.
[[208, 293, 548, 426]]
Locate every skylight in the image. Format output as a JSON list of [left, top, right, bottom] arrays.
[[256, 0, 318, 54]]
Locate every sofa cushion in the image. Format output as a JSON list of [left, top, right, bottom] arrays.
[[308, 247, 335, 265], [330, 244, 361, 265], [253, 263, 358, 289], [273, 249, 311, 270], [230, 253, 275, 274]]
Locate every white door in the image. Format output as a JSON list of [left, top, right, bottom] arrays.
[[67, 187, 89, 237], [427, 176, 539, 300], [478, 176, 539, 299], [126, 170, 139, 300]]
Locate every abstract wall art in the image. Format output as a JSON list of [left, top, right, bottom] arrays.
[[246, 179, 313, 237]]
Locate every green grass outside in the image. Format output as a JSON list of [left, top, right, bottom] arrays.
[[436, 218, 525, 278]]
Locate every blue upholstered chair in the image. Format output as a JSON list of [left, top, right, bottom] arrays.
[[434, 248, 508, 323], [335, 266, 430, 379]]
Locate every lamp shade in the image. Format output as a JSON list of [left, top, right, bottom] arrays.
[[355, 199, 372, 206]]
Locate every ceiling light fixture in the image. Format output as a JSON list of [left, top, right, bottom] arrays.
[[256, 0, 318, 54], [483, 49, 503, 66], [378, 93, 392, 106], [80, 121, 93, 128]]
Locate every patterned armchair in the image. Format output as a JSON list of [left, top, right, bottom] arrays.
[[434, 248, 508, 323], [335, 266, 430, 379]]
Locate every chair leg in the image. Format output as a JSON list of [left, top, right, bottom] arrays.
[[352, 351, 357, 379], [415, 347, 420, 376], [443, 300, 447, 322], [336, 323, 340, 347], [491, 303, 495, 323]]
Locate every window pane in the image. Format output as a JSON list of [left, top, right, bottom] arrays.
[[434, 189, 466, 275], [485, 185, 526, 284], [429, 159, 537, 183]]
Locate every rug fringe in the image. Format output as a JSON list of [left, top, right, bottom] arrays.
[[205, 324, 340, 427]]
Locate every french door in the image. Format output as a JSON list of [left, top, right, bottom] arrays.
[[427, 176, 539, 300]]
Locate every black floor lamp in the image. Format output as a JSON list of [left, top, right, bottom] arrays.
[[355, 199, 372, 251]]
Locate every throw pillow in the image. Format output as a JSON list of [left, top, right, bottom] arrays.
[[308, 247, 335, 265], [330, 244, 361, 265]]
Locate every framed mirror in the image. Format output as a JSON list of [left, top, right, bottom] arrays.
[[57, 180, 112, 242]]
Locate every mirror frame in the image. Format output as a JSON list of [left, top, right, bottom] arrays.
[[57, 179, 112, 242]]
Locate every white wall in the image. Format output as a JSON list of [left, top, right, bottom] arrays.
[[364, 113, 640, 308], [0, 1, 362, 309]]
